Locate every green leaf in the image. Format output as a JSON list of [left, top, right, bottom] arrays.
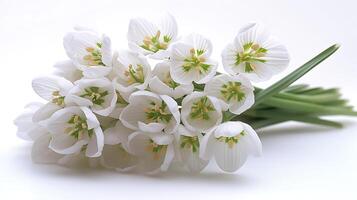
[[244, 109, 343, 128], [263, 97, 357, 116], [254, 44, 340, 106]]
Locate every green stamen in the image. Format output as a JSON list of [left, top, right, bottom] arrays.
[[183, 48, 210, 74], [216, 131, 246, 148], [235, 42, 267, 72], [190, 96, 215, 120], [221, 81, 246, 102], [65, 115, 94, 139], [51, 91, 65, 106], [140, 31, 171, 53], [80, 86, 109, 106], [145, 101, 172, 123], [180, 135, 200, 153], [83, 42, 105, 66]]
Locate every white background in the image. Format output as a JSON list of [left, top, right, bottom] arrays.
[[1, 0, 357, 199]]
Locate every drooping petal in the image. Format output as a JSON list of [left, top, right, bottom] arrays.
[[49, 133, 87, 155], [85, 127, 104, 157]]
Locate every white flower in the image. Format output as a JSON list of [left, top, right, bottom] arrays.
[[53, 60, 83, 83], [120, 91, 180, 134], [200, 121, 262, 172], [128, 131, 175, 173], [32, 75, 74, 107], [175, 125, 209, 173], [100, 121, 138, 171], [31, 76, 73, 122], [63, 28, 112, 78], [112, 50, 151, 94], [14, 103, 48, 141], [169, 34, 218, 84], [149, 62, 193, 99], [45, 106, 104, 157], [181, 92, 222, 132], [204, 74, 254, 114], [65, 78, 117, 116], [222, 23, 290, 82], [128, 13, 178, 59]]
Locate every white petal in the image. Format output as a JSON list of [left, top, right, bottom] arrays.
[[199, 130, 216, 161], [32, 102, 62, 123], [86, 127, 104, 157], [82, 66, 112, 78], [241, 122, 262, 156], [81, 106, 100, 129], [138, 121, 166, 133], [32, 76, 73, 100], [160, 13, 178, 41], [184, 34, 212, 57], [53, 60, 82, 82], [214, 135, 248, 172], [101, 35, 113, 66], [49, 134, 87, 155], [214, 121, 244, 138], [127, 18, 158, 50], [160, 144, 175, 171]]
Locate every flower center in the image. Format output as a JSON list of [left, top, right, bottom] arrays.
[[52, 91, 65, 106], [183, 48, 210, 74], [190, 96, 215, 120], [220, 81, 246, 102], [163, 72, 179, 89], [145, 101, 173, 123], [80, 86, 109, 106], [146, 139, 167, 160], [235, 42, 267, 72], [216, 131, 246, 148], [180, 135, 200, 153], [124, 64, 145, 84], [83, 42, 105, 66], [65, 115, 93, 139], [140, 31, 171, 53]]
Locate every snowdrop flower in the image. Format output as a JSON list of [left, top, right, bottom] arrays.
[[32, 76, 74, 122], [128, 14, 178, 59], [200, 121, 262, 172], [222, 23, 290, 82], [32, 75, 73, 107], [65, 78, 117, 116], [63, 28, 112, 78], [204, 74, 254, 114], [175, 125, 209, 173], [14, 103, 47, 141], [170, 34, 218, 84], [181, 92, 222, 132], [128, 131, 175, 173], [149, 62, 193, 99], [45, 106, 104, 157], [100, 121, 138, 171], [53, 60, 83, 82], [120, 91, 180, 134], [112, 51, 151, 94]]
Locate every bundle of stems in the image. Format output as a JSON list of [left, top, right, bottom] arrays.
[[195, 44, 357, 129]]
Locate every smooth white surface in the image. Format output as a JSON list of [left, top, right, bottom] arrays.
[[1, 0, 357, 199]]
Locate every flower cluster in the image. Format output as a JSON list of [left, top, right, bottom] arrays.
[[14, 14, 289, 173]]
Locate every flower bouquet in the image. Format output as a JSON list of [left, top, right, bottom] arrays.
[[14, 14, 356, 173]]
